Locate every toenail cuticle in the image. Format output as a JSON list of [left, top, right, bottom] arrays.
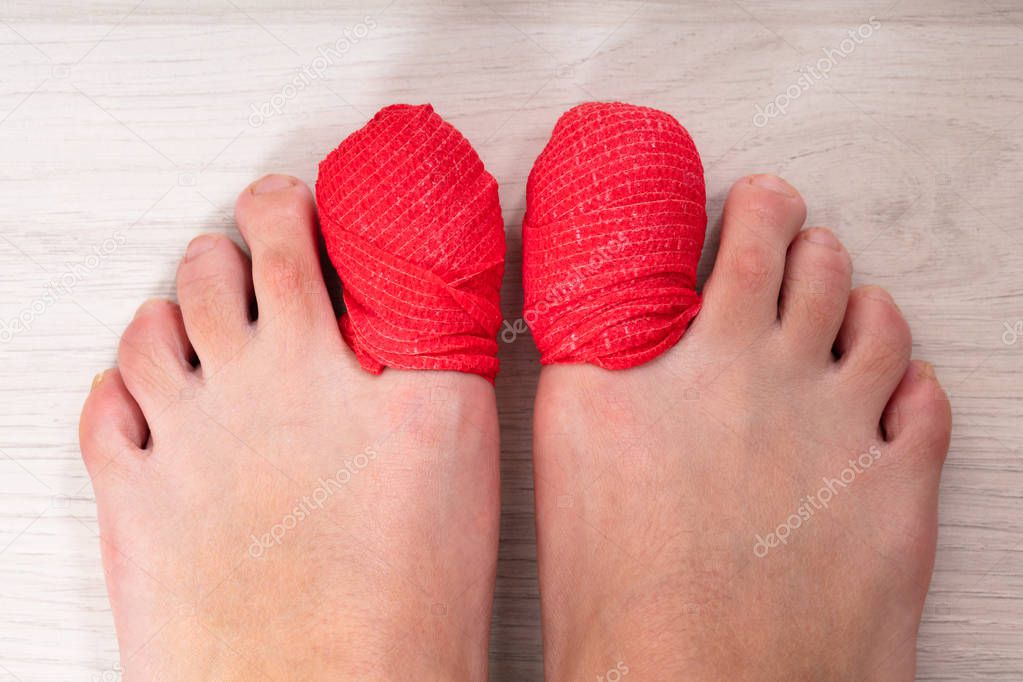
[[804, 229, 840, 250], [861, 288, 900, 312], [251, 175, 296, 195], [186, 235, 218, 261], [749, 174, 795, 197], [876, 295, 902, 313], [134, 299, 162, 318], [91, 371, 106, 390], [917, 361, 937, 381]]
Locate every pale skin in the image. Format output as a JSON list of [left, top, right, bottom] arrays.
[[79, 172, 951, 680]]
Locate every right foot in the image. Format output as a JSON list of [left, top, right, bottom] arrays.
[[533, 175, 952, 680], [79, 175, 500, 680]]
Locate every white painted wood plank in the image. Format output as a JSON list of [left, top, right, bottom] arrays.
[[0, 1, 1020, 679]]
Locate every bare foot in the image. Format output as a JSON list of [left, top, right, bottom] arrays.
[[79, 175, 499, 680], [533, 175, 952, 680]]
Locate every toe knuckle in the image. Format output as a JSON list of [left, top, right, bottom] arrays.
[[260, 249, 308, 297], [199, 288, 234, 324], [179, 273, 233, 320], [859, 332, 910, 378], [118, 328, 169, 390], [119, 316, 158, 359], [121, 302, 174, 345], [797, 287, 841, 327], [876, 306, 912, 350], [730, 245, 775, 291]]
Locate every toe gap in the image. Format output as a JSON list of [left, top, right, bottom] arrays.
[[879, 419, 891, 443], [318, 232, 346, 319]]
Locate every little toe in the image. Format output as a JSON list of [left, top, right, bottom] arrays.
[[701, 174, 808, 334], [883, 360, 952, 463], [79, 369, 147, 477], [778, 227, 852, 361], [176, 234, 253, 372], [834, 286, 912, 416], [117, 299, 198, 420], [234, 174, 338, 335]]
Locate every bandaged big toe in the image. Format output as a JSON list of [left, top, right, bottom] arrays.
[[522, 102, 707, 369], [315, 104, 506, 382]]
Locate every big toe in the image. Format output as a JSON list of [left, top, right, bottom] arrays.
[[175, 234, 254, 373], [316, 104, 505, 381], [522, 102, 707, 370]]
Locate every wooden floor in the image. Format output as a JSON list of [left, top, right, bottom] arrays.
[[1, 1, 1020, 679]]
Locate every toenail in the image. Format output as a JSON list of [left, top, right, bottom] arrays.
[[861, 287, 901, 312], [251, 174, 296, 195], [748, 174, 795, 197], [803, 229, 840, 250], [185, 235, 218, 261], [91, 371, 106, 390], [917, 361, 937, 382], [134, 299, 163, 318]]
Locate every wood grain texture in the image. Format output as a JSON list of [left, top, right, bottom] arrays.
[[0, 1, 1020, 679]]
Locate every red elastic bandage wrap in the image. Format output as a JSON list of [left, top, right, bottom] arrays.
[[315, 104, 505, 382], [522, 102, 707, 369]]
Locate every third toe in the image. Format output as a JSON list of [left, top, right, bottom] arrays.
[[834, 286, 912, 409], [117, 300, 198, 418], [779, 227, 852, 360], [176, 234, 253, 371]]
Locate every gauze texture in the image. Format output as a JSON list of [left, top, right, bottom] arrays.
[[316, 104, 505, 381], [523, 102, 707, 369]]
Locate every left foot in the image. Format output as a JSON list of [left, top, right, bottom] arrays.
[[79, 175, 500, 680], [532, 174, 952, 681]]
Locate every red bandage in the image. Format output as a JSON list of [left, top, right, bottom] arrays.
[[523, 102, 707, 369], [316, 104, 505, 381]]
